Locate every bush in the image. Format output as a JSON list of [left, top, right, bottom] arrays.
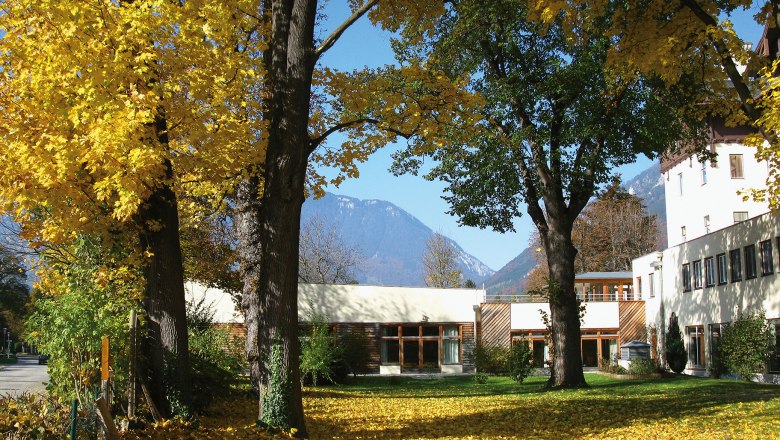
[[708, 337, 728, 378], [508, 340, 534, 383], [300, 314, 341, 386], [473, 373, 489, 384], [185, 299, 246, 410], [628, 359, 658, 375], [719, 310, 774, 381], [599, 362, 627, 375], [338, 329, 371, 378], [665, 314, 686, 374], [0, 394, 71, 438], [471, 342, 510, 374]]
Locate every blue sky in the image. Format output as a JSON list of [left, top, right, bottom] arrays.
[[314, 3, 766, 272]]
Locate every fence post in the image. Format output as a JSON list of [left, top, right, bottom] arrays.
[[127, 310, 137, 422]]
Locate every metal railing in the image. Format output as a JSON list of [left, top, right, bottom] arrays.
[[482, 292, 640, 303]]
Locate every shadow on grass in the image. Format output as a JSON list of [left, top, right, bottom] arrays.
[[306, 374, 780, 439]]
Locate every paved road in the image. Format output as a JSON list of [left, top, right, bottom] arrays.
[[0, 354, 49, 397]]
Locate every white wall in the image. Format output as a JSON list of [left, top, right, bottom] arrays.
[[185, 283, 484, 324], [664, 143, 769, 247], [510, 302, 619, 330], [299, 284, 482, 323], [633, 211, 780, 373]]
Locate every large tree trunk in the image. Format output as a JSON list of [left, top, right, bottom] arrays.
[[234, 174, 265, 397], [251, 0, 316, 435], [542, 216, 587, 389], [138, 117, 192, 416]]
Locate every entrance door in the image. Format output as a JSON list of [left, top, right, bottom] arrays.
[[581, 339, 598, 367], [422, 340, 439, 370], [403, 341, 419, 370]]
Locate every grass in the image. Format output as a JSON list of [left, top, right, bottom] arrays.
[[301, 373, 780, 439], [34, 373, 780, 439]]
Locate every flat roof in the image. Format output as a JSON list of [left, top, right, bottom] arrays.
[[575, 272, 633, 281]]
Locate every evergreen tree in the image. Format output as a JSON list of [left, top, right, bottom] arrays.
[[666, 313, 687, 374]]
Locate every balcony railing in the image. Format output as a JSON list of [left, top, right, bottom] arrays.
[[482, 292, 640, 304]]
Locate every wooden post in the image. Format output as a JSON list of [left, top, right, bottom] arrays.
[[101, 336, 110, 440], [127, 310, 137, 421], [95, 396, 120, 440]]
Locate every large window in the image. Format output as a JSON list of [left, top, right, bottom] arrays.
[[760, 240, 774, 276], [730, 249, 742, 282], [380, 324, 461, 370], [692, 260, 702, 289], [744, 244, 757, 279], [730, 154, 743, 178], [687, 326, 705, 368], [709, 323, 725, 369], [704, 256, 715, 287], [716, 253, 728, 285], [442, 326, 460, 364], [682, 263, 691, 292]]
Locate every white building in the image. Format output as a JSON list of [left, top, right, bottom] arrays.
[[633, 123, 780, 380]]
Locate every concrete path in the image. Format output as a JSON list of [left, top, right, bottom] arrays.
[[0, 354, 49, 397]]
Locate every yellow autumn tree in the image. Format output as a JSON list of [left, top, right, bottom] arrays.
[[0, 0, 265, 416]]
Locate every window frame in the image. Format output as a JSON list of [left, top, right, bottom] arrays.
[[686, 325, 705, 369], [730, 249, 743, 282], [704, 256, 715, 287], [733, 211, 748, 223], [744, 244, 757, 279], [692, 260, 703, 290], [682, 263, 691, 292], [729, 154, 744, 179], [701, 160, 707, 185], [648, 273, 654, 299], [704, 215, 710, 234], [761, 239, 775, 276], [716, 253, 728, 285]]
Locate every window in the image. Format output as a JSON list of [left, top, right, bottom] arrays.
[[687, 326, 705, 368], [760, 240, 774, 275], [730, 249, 743, 282], [704, 215, 710, 234], [744, 245, 757, 279], [770, 321, 780, 373], [636, 276, 642, 297], [692, 260, 702, 289], [733, 211, 748, 223], [729, 154, 743, 178], [704, 257, 715, 287], [681, 226, 687, 242], [678, 172, 683, 195], [701, 161, 708, 184], [442, 326, 460, 364], [709, 323, 725, 368], [648, 273, 655, 298], [716, 253, 728, 284], [682, 263, 691, 292]]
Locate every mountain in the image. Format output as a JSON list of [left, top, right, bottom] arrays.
[[301, 193, 494, 286], [484, 161, 667, 295]]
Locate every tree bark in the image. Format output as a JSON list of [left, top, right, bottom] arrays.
[[138, 115, 192, 418], [252, 0, 317, 435], [542, 216, 587, 388], [234, 174, 265, 397]]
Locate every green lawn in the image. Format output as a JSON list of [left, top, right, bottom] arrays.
[[302, 373, 780, 439]]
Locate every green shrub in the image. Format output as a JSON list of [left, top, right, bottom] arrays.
[[300, 314, 341, 386], [719, 310, 773, 381], [599, 362, 627, 375], [628, 359, 657, 375], [338, 329, 371, 378], [0, 394, 70, 438], [708, 337, 728, 378], [471, 342, 510, 374], [665, 314, 686, 374], [473, 373, 489, 384], [508, 340, 534, 383]]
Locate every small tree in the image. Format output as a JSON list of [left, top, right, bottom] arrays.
[[423, 232, 462, 288], [338, 329, 371, 378], [720, 310, 774, 381], [665, 313, 687, 374], [509, 340, 534, 383], [299, 311, 341, 386], [299, 216, 363, 285]]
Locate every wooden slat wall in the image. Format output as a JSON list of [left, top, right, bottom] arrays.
[[479, 303, 511, 348], [618, 301, 646, 346], [461, 322, 476, 372], [334, 323, 381, 373]]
